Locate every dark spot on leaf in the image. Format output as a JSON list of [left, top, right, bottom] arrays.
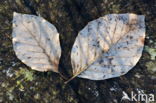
[[126, 35, 129, 38], [126, 41, 129, 45], [97, 20, 102, 29], [88, 25, 92, 32], [93, 44, 96, 47], [129, 36, 133, 39], [109, 17, 112, 21], [123, 47, 128, 49], [121, 71, 125, 74], [99, 59, 103, 64], [111, 68, 115, 72], [102, 50, 105, 53], [27, 57, 31, 59], [97, 41, 100, 45], [108, 57, 113, 64]]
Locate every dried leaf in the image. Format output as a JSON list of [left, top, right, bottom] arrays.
[[71, 13, 145, 80], [12, 12, 61, 72]]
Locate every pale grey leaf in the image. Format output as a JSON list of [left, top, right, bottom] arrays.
[[71, 13, 145, 80], [12, 12, 61, 72]]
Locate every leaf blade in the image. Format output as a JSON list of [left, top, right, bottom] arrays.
[[71, 13, 145, 80], [12, 12, 61, 72]]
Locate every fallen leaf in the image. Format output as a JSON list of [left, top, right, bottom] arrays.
[[12, 12, 61, 72], [70, 13, 145, 81]]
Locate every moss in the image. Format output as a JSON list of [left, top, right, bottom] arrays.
[[112, 4, 120, 13], [145, 46, 156, 60], [1, 82, 9, 88], [52, 90, 58, 95], [16, 80, 24, 91], [7, 91, 14, 101], [68, 96, 74, 102], [34, 93, 40, 100], [12, 68, 35, 91], [146, 61, 156, 73], [15, 67, 35, 81], [6, 86, 15, 101], [15, 0, 23, 6], [0, 66, 2, 71]]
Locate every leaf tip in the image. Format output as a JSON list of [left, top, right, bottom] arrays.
[[13, 12, 20, 17]]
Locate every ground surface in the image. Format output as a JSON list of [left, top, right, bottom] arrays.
[[0, 0, 156, 103]]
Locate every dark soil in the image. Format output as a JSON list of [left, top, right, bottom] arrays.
[[0, 0, 156, 103]]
